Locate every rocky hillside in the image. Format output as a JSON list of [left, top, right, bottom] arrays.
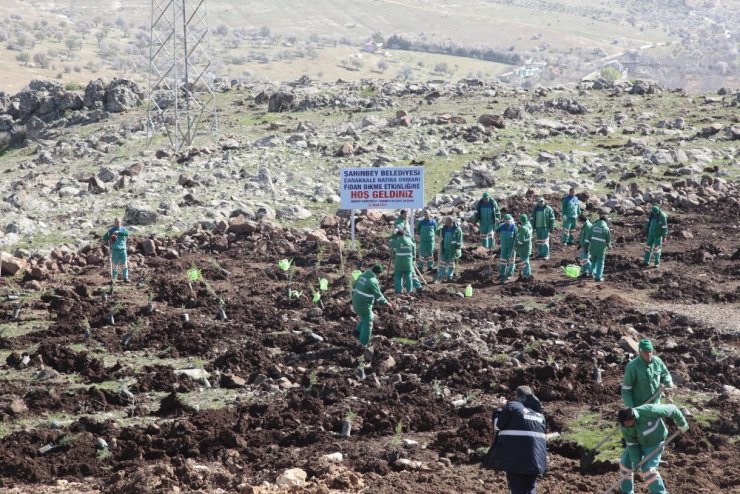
[[0, 75, 738, 276]]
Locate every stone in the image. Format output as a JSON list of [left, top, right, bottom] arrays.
[[88, 175, 108, 194], [97, 167, 117, 183], [376, 355, 396, 374], [211, 235, 229, 252], [619, 336, 639, 355], [124, 205, 158, 226], [277, 205, 312, 220], [478, 114, 506, 128], [277, 377, 294, 389], [220, 374, 246, 388], [677, 230, 694, 240], [402, 439, 419, 449], [163, 248, 180, 260], [104, 79, 143, 112], [268, 92, 295, 113], [339, 142, 354, 157], [219, 137, 240, 150], [113, 176, 129, 191], [320, 215, 339, 228], [141, 239, 157, 256], [321, 452, 343, 463], [174, 368, 210, 380], [122, 162, 144, 176], [721, 385, 740, 402], [228, 216, 258, 235], [700, 123, 723, 137], [276, 468, 307, 488], [178, 174, 194, 187], [8, 397, 27, 415], [1, 252, 27, 276]]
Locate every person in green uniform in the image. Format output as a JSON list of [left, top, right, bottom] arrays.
[[393, 209, 410, 234], [497, 214, 517, 283], [621, 339, 673, 407], [437, 217, 463, 282], [102, 217, 130, 283], [577, 215, 593, 278], [560, 188, 580, 245], [532, 197, 556, 259], [617, 404, 688, 494], [643, 205, 668, 268], [390, 227, 416, 294], [416, 210, 438, 272], [351, 264, 395, 347], [515, 214, 533, 280], [586, 214, 611, 282], [472, 192, 500, 251]]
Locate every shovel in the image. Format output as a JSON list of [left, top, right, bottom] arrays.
[[580, 388, 662, 472], [602, 431, 682, 494]]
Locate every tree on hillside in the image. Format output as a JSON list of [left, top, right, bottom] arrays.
[[33, 52, 51, 69], [397, 65, 413, 80], [377, 59, 389, 72]]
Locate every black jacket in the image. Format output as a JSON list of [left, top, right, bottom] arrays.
[[484, 395, 547, 475]]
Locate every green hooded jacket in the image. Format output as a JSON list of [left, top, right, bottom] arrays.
[[578, 219, 593, 249], [102, 226, 129, 251], [390, 234, 416, 272], [351, 270, 388, 315], [587, 219, 611, 257], [474, 197, 500, 227], [645, 210, 668, 238], [621, 355, 673, 408], [561, 194, 581, 219], [440, 223, 463, 257], [394, 215, 410, 234], [621, 404, 687, 465], [515, 221, 533, 258], [532, 205, 556, 230], [416, 218, 438, 243]]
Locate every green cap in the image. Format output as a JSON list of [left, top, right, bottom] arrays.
[[520, 214, 528, 223], [504, 214, 513, 221], [651, 205, 660, 214], [638, 339, 654, 351], [482, 191, 490, 199], [372, 264, 384, 274]]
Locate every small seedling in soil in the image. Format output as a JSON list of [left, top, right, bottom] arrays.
[[81, 318, 91, 339], [96, 448, 112, 460], [306, 371, 319, 391], [315, 244, 326, 267], [465, 390, 479, 404], [385, 419, 404, 449], [432, 379, 443, 397], [341, 410, 357, 437]]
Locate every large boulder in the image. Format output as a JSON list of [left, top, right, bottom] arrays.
[[84, 78, 108, 109], [1, 252, 27, 276], [104, 79, 143, 113], [268, 92, 295, 113], [123, 205, 158, 226]]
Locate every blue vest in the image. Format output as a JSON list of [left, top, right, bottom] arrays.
[[485, 397, 547, 475]]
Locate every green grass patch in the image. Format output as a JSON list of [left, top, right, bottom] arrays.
[[560, 412, 621, 462], [391, 337, 418, 346]]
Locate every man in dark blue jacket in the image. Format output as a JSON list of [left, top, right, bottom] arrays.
[[484, 385, 547, 494]]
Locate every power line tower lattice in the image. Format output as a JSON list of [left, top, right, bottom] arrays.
[[147, 0, 217, 151]]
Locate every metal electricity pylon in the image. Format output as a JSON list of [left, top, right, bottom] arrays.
[[147, 0, 217, 151]]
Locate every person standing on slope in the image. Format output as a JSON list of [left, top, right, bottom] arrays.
[[102, 217, 130, 283], [643, 205, 669, 268], [561, 188, 580, 245], [532, 197, 556, 259], [472, 191, 500, 252]]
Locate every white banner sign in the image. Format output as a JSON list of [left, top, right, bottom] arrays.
[[339, 167, 425, 210]]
